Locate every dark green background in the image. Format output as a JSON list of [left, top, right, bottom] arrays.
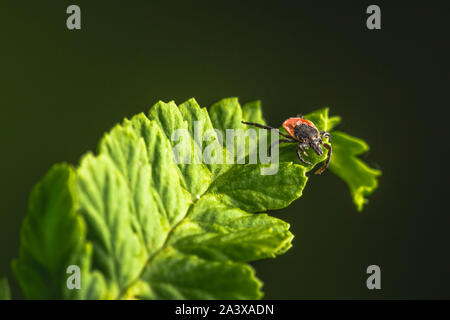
[[1, 1, 448, 299]]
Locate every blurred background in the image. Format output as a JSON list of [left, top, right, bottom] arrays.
[[1, 1, 448, 299]]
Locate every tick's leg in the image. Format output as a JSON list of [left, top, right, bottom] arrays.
[[296, 114, 304, 118], [299, 142, 309, 156], [269, 139, 297, 156], [241, 121, 293, 139], [296, 144, 312, 165], [315, 142, 332, 175], [320, 131, 331, 142]]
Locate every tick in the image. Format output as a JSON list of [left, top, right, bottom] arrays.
[[242, 115, 332, 174]]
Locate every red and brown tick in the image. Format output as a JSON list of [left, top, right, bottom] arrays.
[[242, 115, 332, 174]]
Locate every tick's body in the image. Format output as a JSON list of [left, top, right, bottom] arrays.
[[242, 115, 332, 175], [282, 117, 318, 138]]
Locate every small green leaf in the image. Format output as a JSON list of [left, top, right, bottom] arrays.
[[242, 100, 266, 125], [169, 199, 293, 262], [12, 164, 85, 299], [0, 277, 11, 300], [76, 153, 148, 298], [304, 107, 338, 132], [209, 97, 244, 135], [328, 115, 342, 131], [139, 247, 263, 299], [148, 101, 212, 196], [329, 131, 381, 211], [207, 163, 307, 212], [178, 98, 230, 177]]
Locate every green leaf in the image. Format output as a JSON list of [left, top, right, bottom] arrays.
[[76, 153, 148, 298], [138, 247, 263, 299], [242, 100, 266, 125], [304, 107, 339, 132], [209, 97, 245, 136], [207, 163, 307, 212], [12, 98, 380, 300], [12, 164, 85, 299], [169, 198, 293, 262], [0, 277, 11, 300], [177, 98, 230, 178], [329, 131, 381, 211], [148, 100, 212, 196]]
